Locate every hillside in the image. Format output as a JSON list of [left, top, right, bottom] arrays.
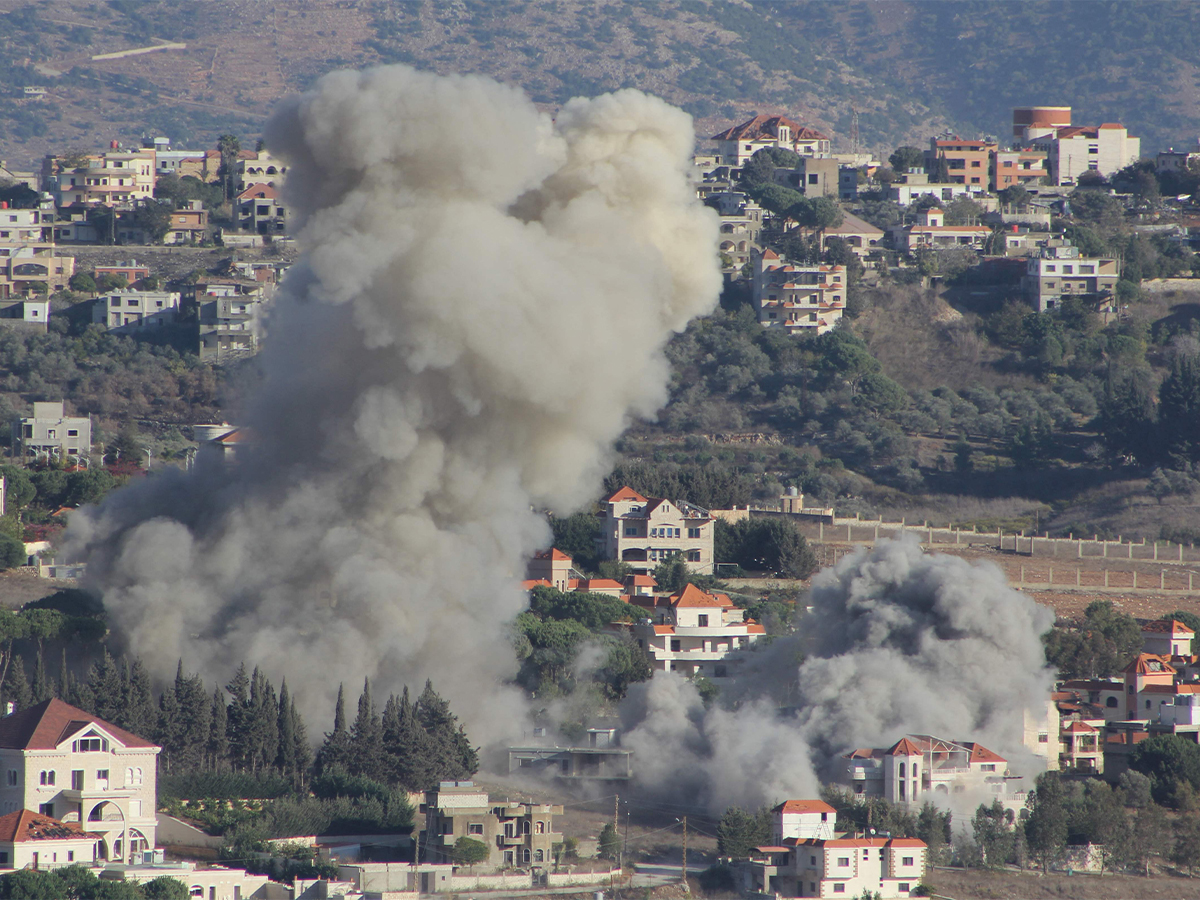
[[2, 0, 1200, 169]]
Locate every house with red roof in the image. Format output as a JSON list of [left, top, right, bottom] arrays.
[[598, 487, 715, 575], [0, 808, 101, 870], [0, 699, 160, 863], [740, 830, 926, 898], [771, 799, 836, 843], [235, 183, 286, 236], [1141, 619, 1195, 658], [612, 583, 764, 680], [526, 548, 576, 592], [710, 115, 831, 167], [841, 735, 1016, 807]]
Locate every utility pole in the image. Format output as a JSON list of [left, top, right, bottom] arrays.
[[681, 816, 688, 892]]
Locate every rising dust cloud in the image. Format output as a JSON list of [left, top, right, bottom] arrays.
[[66, 68, 1056, 810]]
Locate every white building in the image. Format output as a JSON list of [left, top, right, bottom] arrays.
[[1025, 123, 1141, 186], [617, 583, 765, 680], [751, 249, 847, 335], [0, 809, 101, 870], [94, 290, 180, 333], [889, 207, 991, 253], [598, 486, 715, 575], [1141, 619, 1195, 657], [772, 800, 837, 844], [13, 402, 90, 460], [710, 115, 832, 167], [841, 735, 1015, 804], [886, 172, 988, 206], [0, 698, 160, 862], [236, 151, 288, 192], [741, 832, 927, 899]]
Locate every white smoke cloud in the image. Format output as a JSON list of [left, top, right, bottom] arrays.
[[64, 65, 721, 737], [620, 538, 1057, 810]]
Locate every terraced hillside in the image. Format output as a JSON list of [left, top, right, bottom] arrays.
[[1, 0, 1199, 169]]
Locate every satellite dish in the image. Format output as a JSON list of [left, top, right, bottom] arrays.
[[869, 828, 876, 835]]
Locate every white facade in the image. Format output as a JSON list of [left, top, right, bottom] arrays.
[[13, 401, 90, 459], [0, 810, 101, 870], [53, 151, 156, 207], [94, 290, 180, 333], [742, 835, 927, 899], [772, 800, 837, 844], [1022, 241, 1119, 312], [599, 486, 715, 575], [842, 735, 1013, 805], [1028, 124, 1141, 185], [0, 699, 160, 863], [0, 209, 50, 244], [710, 115, 832, 167], [751, 250, 847, 335]]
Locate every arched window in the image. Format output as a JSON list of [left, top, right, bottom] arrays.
[[521, 821, 531, 835], [1106, 697, 1118, 708], [522, 848, 530, 864], [127, 768, 142, 787], [534, 849, 544, 862], [190, 887, 204, 897], [40, 771, 55, 786], [535, 821, 545, 834], [266, 166, 278, 175], [899, 762, 906, 778]]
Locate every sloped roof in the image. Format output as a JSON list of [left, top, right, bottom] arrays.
[[603, 486, 647, 503], [1142, 619, 1194, 636], [0, 698, 156, 750], [1064, 721, 1098, 734], [521, 579, 552, 590], [1125, 654, 1177, 676], [774, 799, 836, 815], [669, 584, 734, 609], [626, 575, 657, 587], [711, 115, 830, 143], [0, 810, 101, 843], [534, 548, 572, 561], [887, 737, 923, 757], [573, 578, 624, 592], [236, 182, 279, 201], [823, 211, 884, 238], [962, 742, 1006, 764]]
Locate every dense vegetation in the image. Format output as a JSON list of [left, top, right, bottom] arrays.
[[0, 867, 188, 899]]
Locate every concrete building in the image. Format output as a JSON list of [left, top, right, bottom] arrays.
[[507, 729, 632, 782], [0, 809, 101, 870], [421, 782, 562, 869], [820, 212, 885, 259], [1025, 123, 1141, 186], [0, 299, 50, 330], [771, 800, 837, 844], [236, 151, 289, 192], [164, 202, 208, 244], [841, 735, 1014, 804], [1141, 619, 1195, 657], [752, 249, 847, 335], [598, 485, 715, 575], [94, 291, 180, 333], [47, 150, 156, 208], [13, 402, 90, 460], [525, 549, 575, 592], [740, 831, 927, 899], [236, 183, 286, 236], [0, 699, 160, 862], [775, 157, 840, 197], [886, 172, 988, 205], [889, 207, 990, 253], [926, 137, 995, 189], [618, 583, 765, 680], [1021, 239, 1119, 311], [1012, 106, 1073, 143], [711, 115, 832, 167], [0, 208, 51, 244], [185, 281, 267, 360], [992, 148, 1050, 191]]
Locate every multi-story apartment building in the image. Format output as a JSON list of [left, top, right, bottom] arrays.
[[422, 782, 562, 869], [711, 115, 831, 167], [619, 584, 765, 680], [0, 208, 73, 300], [751, 249, 847, 335], [1024, 123, 1140, 186], [12, 402, 90, 460], [0, 699, 159, 863], [991, 149, 1049, 192], [0, 208, 51, 244], [93, 291, 181, 333], [885, 172, 988, 205], [775, 157, 840, 197], [1021, 240, 1119, 311], [925, 137, 996, 189], [47, 150, 156, 208], [598, 486, 715, 575], [236, 151, 289, 192]]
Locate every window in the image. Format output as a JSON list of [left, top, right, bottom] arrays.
[[67, 430, 77, 437], [833, 886, 845, 894], [698, 615, 709, 627], [75, 737, 105, 752], [837, 857, 850, 867], [898, 884, 910, 893], [670, 639, 681, 652], [810, 856, 816, 865], [535, 821, 545, 834], [72, 771, 83, 790], [902, 856, 914, 866], [6, 771, 16, 787], [468, 823, 483, 835], [981, 764, 996, 772], [1039, 733, 1049, 742], [808, 174, 818, 185], [522, 848, 531, 864], [971, 161, 981, 168], [39, 803, 53, 817], [687, 527, 701, 539], [687, 550, 701, 562], [624, 527, 637, 536], [127, 767, 142, 787], [96, 769, 109, 789], [67, 852, 74, 862], [39, 771, 54, 786], [534, 849, 544, 862]]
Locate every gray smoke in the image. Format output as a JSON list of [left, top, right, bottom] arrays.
[[620, 538, 1057, 811], [63, 65, 721, 737]]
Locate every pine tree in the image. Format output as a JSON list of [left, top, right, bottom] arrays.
[[174, 667, 212, 772], [30, 651, 51, 704], [207, 687, 230, 772], [290, 697, 312, 784], [123, 659, 157, 739], [3, 658, 32, 712], [225, 664, 252, 771], [1160, 351, 1200, 467], [350, 677, 384, 780], [56, 650, 70, 701], [317, 684, 353, 775], [390, 687, 436, 790], [68, 675, 95, 713], [415, 680, 478, 781], [255, 674, 280, 773], [156, 684, 183, 774], [277, 680, 297, 778], [88, 650, 124, 722]]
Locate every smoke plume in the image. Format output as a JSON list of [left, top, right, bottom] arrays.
[[64, 65, 721, 736], [619, 538, 1056, 811]]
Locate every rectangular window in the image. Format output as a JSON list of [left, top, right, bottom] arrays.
[[898, 885, 909, 893], [468, 823, 484, 835], [77, 738, 103, 752], [808, 174, 818, 185], [67, 852, 74, 862], [902, 856, 914, 866], [698, 615, 709, 627], [624, 527, 637, 536], [687, 527, 701, 539], [834, 886, 845, 894], [670, 639, 681, 652], [39, 803, 53, 817], [837, 857, 850, 867], [687, 547, 701, 560], [6, 771, 16, 787], [981, 764, 996, 772], [67, 430, 77, 437]]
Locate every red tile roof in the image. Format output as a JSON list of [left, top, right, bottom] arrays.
[[1125, 654, 1177, 676], [603, 486, 647, 503], [626, 575, 657, 587], [236, 183, 279, 201], [962, 742, 1006, 764], [521, 579, 552, 590], [711, 115, 830, 143], [1142, 619, 1194, 636], [534, 548, 572, 561], [0, 699, 157, 750], [573, 578, 624, 592], [0, 810, 101, 843], [774, 799, 836, 815], [1063, 721, 1097, 734], [669, 584, 734, 609], [887, 737, 923, 757]]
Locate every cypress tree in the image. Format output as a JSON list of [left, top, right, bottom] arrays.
[[277, 680, 297, 777], [226, 664, 252, 771], [156, 683, 183, 774], [415, 680, 478, 781], [56, 649, 70, 701], [1160, 351, 1200, 467], [391, 686, 435, 790], [30, 651, 51, 704], [291, 697, 312, 783], [123, 659, 157, 740], [350, 677, 384, 780], [88, 650, 124, 722], [317, 684, 353, 775], [175, 668, 211, 772], [3, 658, 32, 712], [68, 675, 95, 714], [207, 687, 230, 772], [257, 676, 280, 774]]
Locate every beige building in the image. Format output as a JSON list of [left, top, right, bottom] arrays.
[[752, 249, 847, 335], [711, 115, 832, 166], [13, 402, 90, 460], [1021, 240, 1119, 312], [0, 699, 160, 862], [236, 183, 287, 236], [1024, 122, 1141, 186], [422, 782, 562, 869], [618, 584, 765, 680], [841, 735, 1014, 805], [48, 150, 156, 208], [889, 207, 990, 253], [598, 486, 715, 575], [94, 291, 181, 333]]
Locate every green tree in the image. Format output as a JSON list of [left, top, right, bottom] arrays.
[[1024, 772, 1069, 873], [131, 200, 173, 243], [1159, 350, 1200, 467], [451, 836, 490, 869], [889, 146, 925, 174], [217, 133, 242, 201], [0, 534, 24, 571], [1129, 734, 1200, 805], [1097, 367, 1158, 464], [598, 822, 621, 861], [350, 677, 385, 781], [142, 876, 189, 899], [1173, 814, 1200, 875], [1119, 802, 1170, 876], [972, 799, 1015, 868], [68, 272, 97, 293], [717, 806, 771, 858], [998, 185, 1030, 210]]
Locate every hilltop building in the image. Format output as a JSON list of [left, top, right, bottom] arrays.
[[421, 782, 562, 869], [711, 115, 832, 167], [12, 402, 90, 460], [598, 486, 715, 575], [751, 249, 847, 335], [1021, 239, 1119, 311], [840, 735, 1014, 804]]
